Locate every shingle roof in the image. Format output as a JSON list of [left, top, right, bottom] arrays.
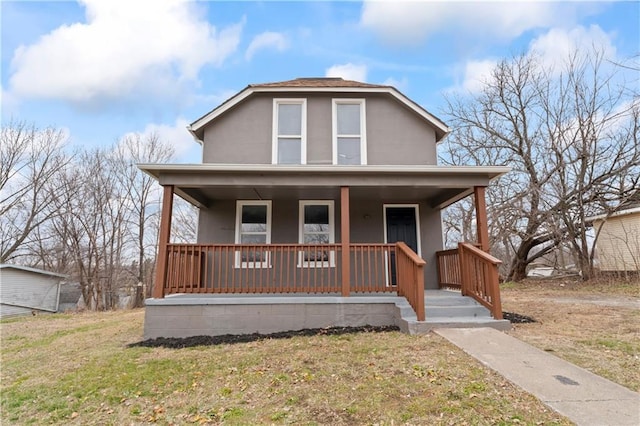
[[250, 77, 390, 89]]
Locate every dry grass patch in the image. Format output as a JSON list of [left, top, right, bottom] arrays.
[[1, 310, 569, 425], [502, 277, 639, 391]]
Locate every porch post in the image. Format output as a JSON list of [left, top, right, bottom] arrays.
[[340, 186, 350, 297], [474, 186, 490, 252], [153, 185, 174, 299]]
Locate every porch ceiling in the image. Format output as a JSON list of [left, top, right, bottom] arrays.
[[138, 164, 510, 209]]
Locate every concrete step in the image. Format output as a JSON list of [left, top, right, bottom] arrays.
[[425, 304, 491, 318], [424, 290, 481, 306], [405, 317, 512, 334], [395, 290, 511, 335]]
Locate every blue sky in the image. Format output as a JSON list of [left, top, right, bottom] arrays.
[[2, 0, 638, 162]]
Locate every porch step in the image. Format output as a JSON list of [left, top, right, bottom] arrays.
[[424, 290, 483, 306], [395, 290, 511, 334], [425, 290, 493, 318], [426, 305, 491, 318]]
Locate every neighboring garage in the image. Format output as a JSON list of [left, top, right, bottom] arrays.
[[0, 264, 67, 318]]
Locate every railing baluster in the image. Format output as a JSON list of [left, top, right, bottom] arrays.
[[163, 243, 422, 304]]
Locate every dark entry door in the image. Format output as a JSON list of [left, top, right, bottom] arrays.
[[385, 207, 418, 285]]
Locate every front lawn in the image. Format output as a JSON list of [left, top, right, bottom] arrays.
[[1, 310, 568, 425]]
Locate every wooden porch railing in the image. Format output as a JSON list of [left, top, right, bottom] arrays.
[[159, 242, 427, 321], [163, 243, 402, 296], [395, 242, 426, 321], [458, 242, 503, 319], [435, 248, 461, 289], [166, 244, 342, 294]]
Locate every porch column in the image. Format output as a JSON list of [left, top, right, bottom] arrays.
[[474, 186, 490, 252], [153, 185, 174, 299], [340, 186, 350, 297]]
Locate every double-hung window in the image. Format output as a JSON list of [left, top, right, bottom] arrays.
[[332, 99, 366, 165], [273, 99, 306, 164], [298, 201, 335, 267], [235, 201, 272, 268]]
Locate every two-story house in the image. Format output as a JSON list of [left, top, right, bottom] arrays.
[[140, 78, 510, 339]]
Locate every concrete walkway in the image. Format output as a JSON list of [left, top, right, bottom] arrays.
[[435, 328, 640, 426]]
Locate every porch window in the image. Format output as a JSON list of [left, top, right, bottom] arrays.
[[273, 99, 306, 164], [332, 99, 366, 165], [235, 201, 272, 268], [298, 201, 335, 267]]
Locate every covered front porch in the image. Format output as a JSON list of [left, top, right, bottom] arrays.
[[141, 164, 509, 336]]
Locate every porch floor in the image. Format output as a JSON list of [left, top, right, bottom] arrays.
[[144, 290, 509, 339]]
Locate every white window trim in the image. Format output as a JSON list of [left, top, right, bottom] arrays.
[[298, 200, 336, 268], [272, 98, 307, 165], [235, 200, 272, 268], [332, 98, 367, 165]]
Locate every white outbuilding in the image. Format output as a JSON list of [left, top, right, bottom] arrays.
[[0, 264, 67, 318]]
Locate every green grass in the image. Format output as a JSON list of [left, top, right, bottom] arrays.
[[1, 310, 570, 425], [581, 337, 639, 356]]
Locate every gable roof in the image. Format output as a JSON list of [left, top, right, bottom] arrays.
[[188, 77, 450, 142]]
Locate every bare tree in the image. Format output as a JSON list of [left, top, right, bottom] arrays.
[[172, 198, 198, 244], [46, 149, 132, 310], [0, 121, 73, 264], [442, 49, 639, 281], [112, 133, 174, 305]]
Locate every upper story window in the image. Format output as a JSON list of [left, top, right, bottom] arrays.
[[332, 99, 367, 165], [273, 99, 306, 165]]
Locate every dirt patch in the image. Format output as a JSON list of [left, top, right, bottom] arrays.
[[502, 277, 639, 391], [129, 325, 400, 349]]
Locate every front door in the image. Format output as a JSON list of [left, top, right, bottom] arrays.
[[385, 206, 419, 285]]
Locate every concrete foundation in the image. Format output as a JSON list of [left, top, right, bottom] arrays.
[[143, 290, 510, 339], [144, 294, 405, 339]]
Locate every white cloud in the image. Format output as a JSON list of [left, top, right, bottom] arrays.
[[452, 25, 616, 94], [382, 76, 409, 91], [460, 60, 497, 94], [1, 84, 20, 116], [325, 63, 368, 82], [125, 118, 199, 163], [528, 25, 617, 73], [8, 0, 243, 106], [360, 0, 598, 46], [245, 31, 288, 60]]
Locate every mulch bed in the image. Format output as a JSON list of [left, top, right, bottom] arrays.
[[129, 313, 536, 349], [503, 311, 537, 323], [129, 325, 400, 349]]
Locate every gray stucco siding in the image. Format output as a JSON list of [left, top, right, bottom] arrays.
[[196, 197, 442, 288], [202, 95, 273, 164], [200, 92, 438, 166], [365, 96, 437, 165]]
